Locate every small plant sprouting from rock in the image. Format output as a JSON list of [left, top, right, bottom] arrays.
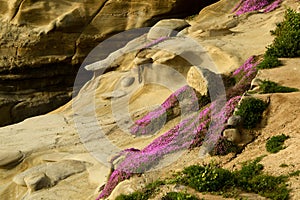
[[235, 97, 268, 129], [266, 134, 290, 153], [258, 80, 299, 94]]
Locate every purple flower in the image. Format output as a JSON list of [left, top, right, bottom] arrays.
[[234, 0, 281, 15], [96, 56, 259, 199]]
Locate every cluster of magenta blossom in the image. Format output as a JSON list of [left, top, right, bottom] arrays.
[[263, 0, 282, 13], [233, 0, 282, 15], [97, 95, 241, 199], [97, 56, 259, 199], [227, 56, 259, 98], [130, 85, 199, 136]]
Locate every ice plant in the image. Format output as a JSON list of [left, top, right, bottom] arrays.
[[234, 0, 282, 15], [263, 0, 282, 13], [97, 56, 259, 199], [130, 85, 200, 136], [227, 56, 259, 98], [97, 95, 241, 199]]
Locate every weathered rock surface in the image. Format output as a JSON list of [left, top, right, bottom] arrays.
[[0, 0, 217, 127], [0, 150, 24, 168], [223, 128, 241, 143], [147, 19, 190, 40], [24, 172, 51, 193], [13, 160, 87, 188]]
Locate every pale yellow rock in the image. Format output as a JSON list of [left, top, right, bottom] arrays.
[[0, 150, 24, 168], [186, 66, 209, 95]]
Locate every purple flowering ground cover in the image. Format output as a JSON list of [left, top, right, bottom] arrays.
[[96, 56, 260, 199], [233, 0, 282, 15]]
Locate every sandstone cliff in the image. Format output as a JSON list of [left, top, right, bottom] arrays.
[[0, 0, 217, 126]]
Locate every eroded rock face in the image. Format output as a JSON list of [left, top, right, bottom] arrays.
[[13, 160, 87, 188], [0, 0, 218, 126]]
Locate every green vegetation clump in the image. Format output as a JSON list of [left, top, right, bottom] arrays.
[[266, 9, 300, 58], [116, 158, 290, 200], [235, 98, 268, 129], [266, 134, 290, 153], [259, 80, 299, 94], [256, 55, 282, 69], [289, 170, 300, 177], [180, 164, 234, 192], [162, 192, 199, 200], [279, 163, 289, 168], [182, 158, 289, 200]]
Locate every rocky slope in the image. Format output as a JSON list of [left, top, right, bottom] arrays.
[[0, 0, 300, 199], [0, 0, 217, 126]]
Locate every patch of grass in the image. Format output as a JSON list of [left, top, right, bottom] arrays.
[[115, 180, 164, 200], [235, 98, 268, 129], [259, 80, 299, 94], [266, 9, 300, 58], [289, 170, 300, 177], [256, 55, 282, 69], [162, 192, 199, 200], [279, 163, 289, 168], [266, 134, 290, 153]]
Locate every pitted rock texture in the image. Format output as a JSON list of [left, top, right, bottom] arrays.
[[0, 0, 218, 126]]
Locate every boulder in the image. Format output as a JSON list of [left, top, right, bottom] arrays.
[[223, 128, 241, 143], [24, 172, 51, 193], [227, 115, 243, 127]]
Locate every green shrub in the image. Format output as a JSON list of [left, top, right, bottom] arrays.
[[256, 55, 282, 69], [266, 9, 300, 57], [259, 80, 299, 93], [181, 164, 234, 192], [247, 175, 289, 200], [266, 134, 290, 153], [162, 192, 199, 200], [235, 98, 268, 129], [233, 157, 289, 200], [233, 157, 264, 189]]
